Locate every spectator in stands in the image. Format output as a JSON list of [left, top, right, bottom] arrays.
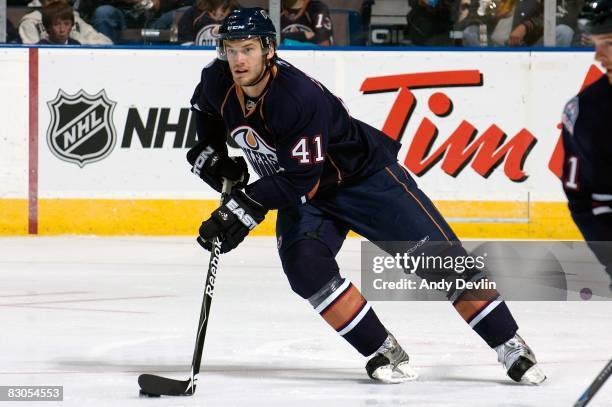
[[455, 0, 492, 46], [150, 0, 194, 33], [19, 0, 112, 43], [37, 1, 81, 43], [4, 18, 22, 43], [281, 0, 334, 46], [91, 0, 190, 43], [576, 17, 594, 46], [178, 0, 238, 45], [458, 0, 543, 46], [405, 0, 456, 46], [556, 0, 583, 46], [489, 0, 543, 46]]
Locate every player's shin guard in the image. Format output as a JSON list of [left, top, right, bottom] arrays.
[[450, 282, 518, 348], [308, 275, 388, 357]]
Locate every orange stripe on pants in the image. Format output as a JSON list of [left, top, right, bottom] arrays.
[[321, 284, 366, 331], [454, 289, 499, 322]]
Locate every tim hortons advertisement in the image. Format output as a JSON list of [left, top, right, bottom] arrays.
[[32, 49, 598, 202]]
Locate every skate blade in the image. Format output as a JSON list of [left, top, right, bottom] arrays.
[[520, 365, 547, 385], [371, 364, 418, 384]]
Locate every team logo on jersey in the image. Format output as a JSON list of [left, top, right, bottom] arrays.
[[195, 24, 220, 46], [562, 96, 579, 136], [231, 126, 280, 177], [282, 24, 313, 35], [46, 89, 117, 167]]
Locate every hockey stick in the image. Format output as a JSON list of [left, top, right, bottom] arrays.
[[138, 178, 233, 397], [573, 359, 612, 407]]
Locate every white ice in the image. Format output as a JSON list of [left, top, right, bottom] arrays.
[[0, 236, 611, 406]]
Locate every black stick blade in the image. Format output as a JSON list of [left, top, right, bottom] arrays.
[[138, 374, 195, 396]]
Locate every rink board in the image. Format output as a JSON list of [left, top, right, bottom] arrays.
[[0, 49, 29, 235], [0, 47, 602, 238]]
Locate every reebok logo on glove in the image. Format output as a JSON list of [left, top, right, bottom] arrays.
[[226, 199, 258, 230], [192, 146, 215, 177]]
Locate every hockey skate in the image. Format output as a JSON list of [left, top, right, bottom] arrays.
[[495, 333, 546, 384], [365, 334, 418, 384]]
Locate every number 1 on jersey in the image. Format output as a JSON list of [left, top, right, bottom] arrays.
[[315, 13, 324, 28], [565, 156, 579, 190]]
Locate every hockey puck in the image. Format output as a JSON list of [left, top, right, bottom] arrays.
[[139, 389, 161, 398]]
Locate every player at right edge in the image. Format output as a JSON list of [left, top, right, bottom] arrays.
[[187, 8, 546, 385], [561, 0, 612, 290]]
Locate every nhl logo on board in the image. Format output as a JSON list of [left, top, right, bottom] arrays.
[[46, 89, 117, 167]]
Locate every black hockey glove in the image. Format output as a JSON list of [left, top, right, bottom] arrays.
[[187, 144, 249, 192], [197, 190, 267, 253]]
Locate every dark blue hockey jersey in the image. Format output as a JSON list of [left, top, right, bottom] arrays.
[[561, 75, 612, 215], [281, 0, 334, 45], [190, 57, 401, 210]]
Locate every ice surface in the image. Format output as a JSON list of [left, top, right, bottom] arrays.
[[0, 237, 610, 406]]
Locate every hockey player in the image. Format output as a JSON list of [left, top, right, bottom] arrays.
[[561, 0, 612, 289], [187, 7, 546, 384]]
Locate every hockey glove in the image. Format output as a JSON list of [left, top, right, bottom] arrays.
[[197, 190, 267, 253], [187, 144, 249, 192]]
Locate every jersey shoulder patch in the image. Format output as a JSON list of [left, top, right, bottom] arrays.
[[562, 96, 579, 136]]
